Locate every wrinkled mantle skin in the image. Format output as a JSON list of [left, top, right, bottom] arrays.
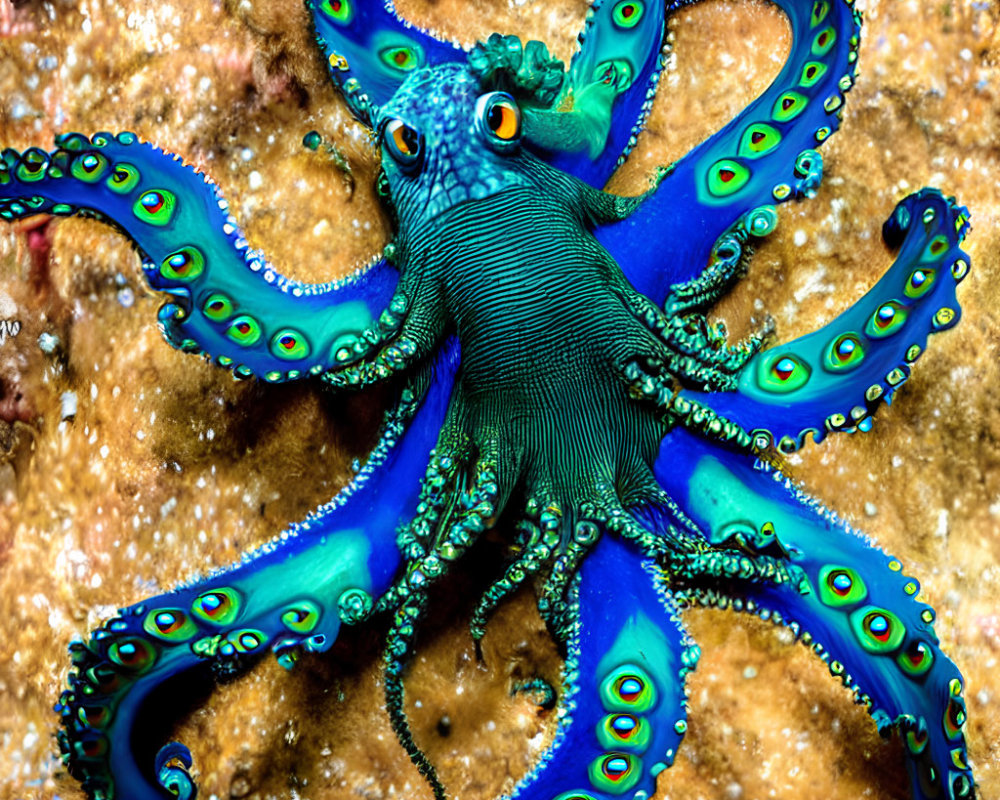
[[0, 1, 978, 800]]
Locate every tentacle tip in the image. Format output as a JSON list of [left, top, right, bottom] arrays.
[[155, 741, 197, 800]]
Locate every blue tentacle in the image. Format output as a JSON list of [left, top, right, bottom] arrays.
[[526, 0, 667, 188], [653, 428, 975, 800], [306, 0, 465, 127], [509, 535, 699, 800], [678, 189, 971, 453], [55, 339, 459, 800], [597, 0, 862, 300], [0, 134, 400, 383]]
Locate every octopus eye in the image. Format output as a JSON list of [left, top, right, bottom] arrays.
[[475, 92, 522, 152], [383, 119, 424, 171], [612, 0, 644, 28]]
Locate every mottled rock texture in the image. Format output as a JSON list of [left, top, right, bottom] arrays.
[[0, 0, 997, 798]]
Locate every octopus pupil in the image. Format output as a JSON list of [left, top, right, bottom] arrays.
[[878, 305, 895, 322], [782, 97, 794, 110], [622, 4, 634, 16], [281, 336, 295, 348], [719, 169, 735, 182], [838, 339, 855, 356], [868, 614, 888, 634], [237, 323, 250, 334], [751, 131, 765, 144], [912, 270, 926, 285]]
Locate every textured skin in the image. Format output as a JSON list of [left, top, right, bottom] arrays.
[[0, 1, 978, 799]]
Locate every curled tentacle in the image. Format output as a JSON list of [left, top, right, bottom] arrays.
[[54, 339, 459, 800], [0, 135, 406, 384], [521, 0, 667, 187], [596, 0, 863, 300], [507, 535, 699, 800], [306, 0, 465, 127], [674, 189, 971, 454], [653, 427, 976, 800]]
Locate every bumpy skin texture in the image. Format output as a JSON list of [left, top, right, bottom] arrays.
[[0, 1, 979, 799]]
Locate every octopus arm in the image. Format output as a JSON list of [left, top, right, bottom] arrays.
[[54, 339, 459, 800], [307, 0, 465, 127], [595, 0, 862, 301], [675, 189, 971, 454], [522, 0, 666, 188], [0, 134, 409, 384], [652, 427, 975, 800], [506, 535, 699, 800]]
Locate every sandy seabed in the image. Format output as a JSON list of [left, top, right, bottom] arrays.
[[0, 0, 998, 798]]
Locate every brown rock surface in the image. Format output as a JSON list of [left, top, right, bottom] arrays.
[[0, 0, 997, 798]]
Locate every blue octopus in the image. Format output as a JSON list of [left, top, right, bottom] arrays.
[[0, 1, 976, 799]]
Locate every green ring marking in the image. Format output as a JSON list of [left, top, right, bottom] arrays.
[[588, 753, 642, 794], [599, 664, 657, 712], [756, 352, 811, 394], [106, 162, 140, 194], [738, 124, 782, 159], [904, 267, 936, 299], [133, 188, 177, 226], [922, 234, 950, 262], [108, 637, 157, 673], [270, 328, 311, 361], [227, 315, 263, 347], [71, 152, 110, 183], [160, 246, 205, 282], [865, 300, 909, 338], [552, 793, 599, 800], [192, 586, 242, 626], [379, 45, 421, 72], [897, 639, 935, 678], [810, 0, 830, 26], [850, 605, 905, 654], [596, 714, 651, 752], [612, 0, 644, 28], [707, 159, 751, 197], [906, 726, 929, 755], [281, 600, 321, 634], [229, 628, 268, 654], [320, 0, 352, 24], [143, 608, 198, 642], [817, 565, 867, 607], [772, 91, 808, 122], [15, 149, 48, 182], [203, 293, 234, 322], [812, 26, 837, 56], [824, 333, 866, 372]]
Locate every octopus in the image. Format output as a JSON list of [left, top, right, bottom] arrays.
[[0, 0, 986, 799]]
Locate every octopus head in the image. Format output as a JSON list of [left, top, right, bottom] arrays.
[[376, 63, 533, 219]]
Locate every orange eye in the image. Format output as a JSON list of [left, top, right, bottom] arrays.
[[383, 119, 423, 170], [487, 101, 518, 140], [476, 93, 521, 150]]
